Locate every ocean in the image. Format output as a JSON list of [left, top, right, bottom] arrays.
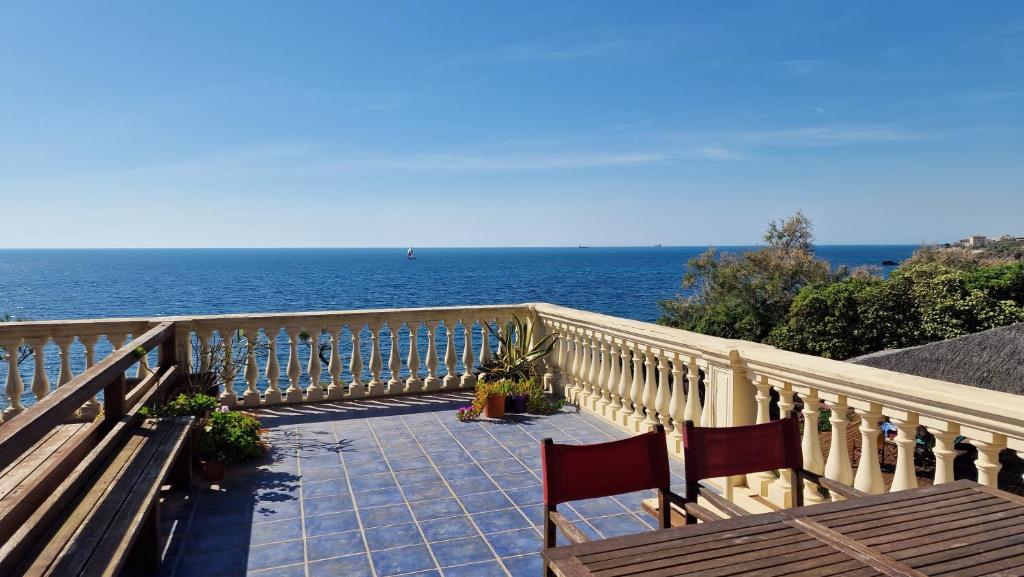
[[0, 246, 917, 409], [0, 246, 916, 323]]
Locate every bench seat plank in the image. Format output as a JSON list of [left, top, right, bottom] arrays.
[[16, 417, 191, 577]]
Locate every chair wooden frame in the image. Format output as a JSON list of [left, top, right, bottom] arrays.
[[541, 425, 708, 550], [679, 415, 867, 525]]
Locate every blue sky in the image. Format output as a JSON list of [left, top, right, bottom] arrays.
[[1, 1, 1021, 247]]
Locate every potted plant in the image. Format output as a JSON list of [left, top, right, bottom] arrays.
[[506, 381, 529, 413], [475, 380, 512, 419], [196, 408, 266, 481], [455, 316, 560, 422], [475, 316, 558, 383]]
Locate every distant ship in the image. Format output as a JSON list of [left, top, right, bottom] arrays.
[[654, 243, 662, 247], [407, 248, 416, 260], [578, 244, 589, 249]]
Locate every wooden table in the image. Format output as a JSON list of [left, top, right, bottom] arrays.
[[543, 480, 1024, 577]]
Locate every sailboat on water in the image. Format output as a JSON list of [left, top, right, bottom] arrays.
[[407, 248, 416, 260]]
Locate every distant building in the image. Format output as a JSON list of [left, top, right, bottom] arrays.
[[967, 235, 988, 248]]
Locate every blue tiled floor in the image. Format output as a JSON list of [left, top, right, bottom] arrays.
[[158, 393, 687, 577]]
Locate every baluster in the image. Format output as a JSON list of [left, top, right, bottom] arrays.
[[668, 354, 687, 453], [28, 336, 50, 401], [607, 339, 622, 418], [682, 356, 702, 424], [972, 435, 1006, 488], [219, 328, 238, 406], [284, 327, 304, 403], [617, 341, 634, 427], [243, 327, 261, 406], [495, 317, 507, 359], [366, 322, 384, 396], [405, 322, 422, 392], [327, 327, 344, 400], [264, 329, 282, 405], [56, 335, 74, 388], [442, 319, 457, 390], [349, 324, 365, 397], [1, 337, 25, 420], [79, 334, 102, 418], [931, 423, 960, 485], [597, 335, 611, 415], [572, 332, 586, 405], [423, 320, 440, 392], [478, 318, 492, 366], [628, 344, 646, 432], [196, 329, 213, 374], [744, 375, 775, 494], [542, 320, 559, 392], [889, 412, 919, 492], [134, 331, 151, 380], [768, 382, 796, 506], [306, 329, 324, 402], [586, 333, 600, 407], [386, 322, 402, 394], [570, 331, 584, 402], [852, 403, 884, 494], [655, 352, 671, 429], [823, 395, 854, 492], [800, 389, 826, 503], [219, 328, 238, 407], [459, 319, 476, 389], [582, 333, 597, 408], [642, 348, 659, 430], [555, 323, 569, 396]]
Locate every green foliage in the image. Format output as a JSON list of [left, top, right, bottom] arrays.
[[768, 260, 1024, 359], [141, 393, 220, 418], [457, 378, 562, 421], [196, 410, 265, 463], [516, 378, 564, 415], [476, 316, 558, 383], [658, 211, 840, 342]]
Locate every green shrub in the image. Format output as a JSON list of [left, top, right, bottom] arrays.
[[197, 410, 265, 463], [141, 393, 219, 418], [768, 261, 1024, 359]]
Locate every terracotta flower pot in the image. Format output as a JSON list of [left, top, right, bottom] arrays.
[[484, 394, 507, 419], [201, 459, 227, 482]]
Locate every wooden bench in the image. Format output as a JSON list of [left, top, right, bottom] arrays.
[[16, 416, 192, 577], [0, 322, 192, 577]]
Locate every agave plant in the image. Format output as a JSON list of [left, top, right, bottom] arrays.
[[476, 316, 558, 383]]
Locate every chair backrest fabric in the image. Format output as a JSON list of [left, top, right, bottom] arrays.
[[682, 418, 803, 482], [541, 429, 670, 506]]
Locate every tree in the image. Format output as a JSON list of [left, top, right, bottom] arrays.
[[658, 211, 839, 342], [768, 259, 1024, 359]]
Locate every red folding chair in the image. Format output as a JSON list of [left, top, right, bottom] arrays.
[[679, 417, 865, 524], [541, 425, 711, 553]]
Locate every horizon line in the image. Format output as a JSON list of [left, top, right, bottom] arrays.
[[0, 243, 929, 250]]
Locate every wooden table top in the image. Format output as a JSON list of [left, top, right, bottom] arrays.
[[544, 480, 1024, 577]]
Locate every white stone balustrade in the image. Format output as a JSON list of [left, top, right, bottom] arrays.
[[2, 302, 1023, 505], [533, 303, 1024, 505]]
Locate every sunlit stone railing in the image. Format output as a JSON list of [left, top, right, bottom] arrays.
[[0, 305, 528, 418], [533, 303, 1024, 503], [3, 303, 1022, 504]]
